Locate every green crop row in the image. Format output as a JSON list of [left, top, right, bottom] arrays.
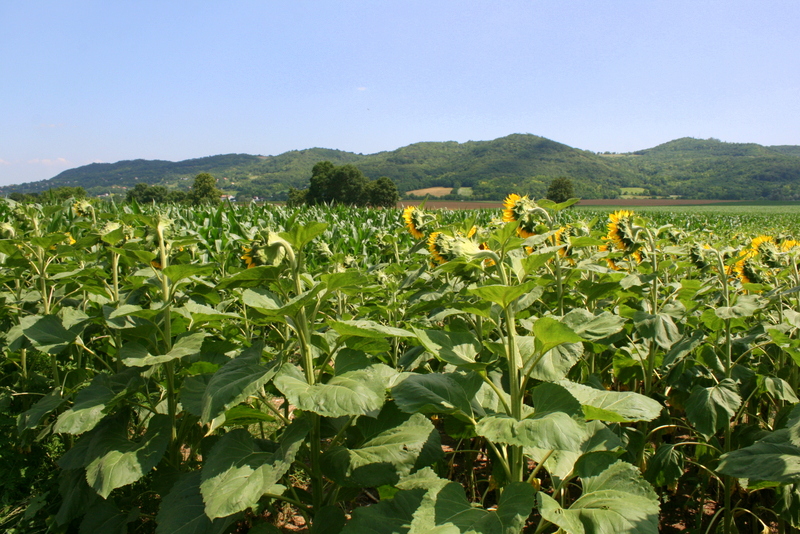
[[2, 196, 800, 533]]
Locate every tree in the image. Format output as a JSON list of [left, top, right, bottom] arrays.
[[188, 173, 221, 205], [126, 183, 167, 204], [306, 162, 367, 206], [546, 177, 574, 203], [366, 176, 399, 207], [287, 187, 308, 207]]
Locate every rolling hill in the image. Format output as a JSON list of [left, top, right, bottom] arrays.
[[3, 135, 800, 200]]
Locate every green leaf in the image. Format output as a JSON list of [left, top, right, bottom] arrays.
[[215, 265, 282, 290], [274, 362, 389, 417], [718, 429, 800, 483], [518, 336, 582, 382], [532, 316, 584, 355], [633, 312, 681, 350], [525, 420, 623, 487], [644, 443, 684, 488], [164, 263, 216, 283], [685, 378, 741, 438], [476, 383, 584, 451], [82, 414, 171, 498], [155, 471, 240, 534], [558, 380, 663, 423], [200, 348, 280, 424], [392, 373, 474, 419], [715, 294, 764, 319], [54, 369, 141, 435], [280, 221, 328, 250], [413, 328, 483, 369], [468, 280, 539, 309], [562, 309, 626, 341], [78, 499, 136, 534], [200, 419, 310, 519], [323, 413, 442, 487], [20, 314, 80, 354], [330, 319, 414, 339], [18, 387, 65, 434], [341, 468, 535, 534], [538, 461, 660, 534], [121, 332, 209, 367]]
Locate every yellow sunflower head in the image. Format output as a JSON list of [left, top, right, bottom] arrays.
[[72, 199, 93, 218], [402, 206, 434, 240], [502, 194, 546, 237], [734, 257, 762, 284], [427, 231, 482, 266], [606, 210, 641, 252]]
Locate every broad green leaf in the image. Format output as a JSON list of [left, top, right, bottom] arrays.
[[20, 314, 80, 354], [761, 376, 800, 403], [718, 429, 800, 483], [533, 316, 584, 355], [279, 221, 328, 250], [121, 332, 208, 367], [538, 461, 660, 534], [200, 347, 280, 424], [155, 471, 240, 534], [526, 420, 623, 487], [54, 369, 141, 435], [274, 362, 389, 417], [18, 387, 65, 434], [331, 319, 414, 339], [163, 263, 216, 283], [78, 499, 136, 534], [468, 280, 539, 309], [633, 312, 681, 350], [215, 266, 282, 290], [83, 414, 171, 498], [322, 413, 442, 487], [518, 335, 582, 382], [183, 300, 240, 322], [413, 328, 483, 368], [685, 379, 741, 438], [644, 443, 684, 488], [200, 419, 310, 519], [392, 373, 473, 419], [562, 309, 626, 341], [476, 383, 584, 451], [558, 380, 663, 423], [341, 468, 535, 534], [715, 293, 764, 319]]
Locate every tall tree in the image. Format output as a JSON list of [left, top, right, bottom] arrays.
[[546, 177, 575, 203], [188, 173, 222, 205], [366, 176, 399, 207]]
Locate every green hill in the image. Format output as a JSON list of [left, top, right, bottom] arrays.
[[3, 134, 800, 200]]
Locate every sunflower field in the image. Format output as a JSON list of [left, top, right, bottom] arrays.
[[2, 195, 800, 533]]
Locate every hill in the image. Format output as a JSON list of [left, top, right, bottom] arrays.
[[3, 134, 800, 200]]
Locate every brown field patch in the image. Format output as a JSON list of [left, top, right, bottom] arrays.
[[405, 187, 454, 197], [399, 199, 741, 209]]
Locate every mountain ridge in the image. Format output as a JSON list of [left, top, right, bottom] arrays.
[[3, 134, 799, 200]]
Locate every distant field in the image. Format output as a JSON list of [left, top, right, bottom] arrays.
[[399, 198, 745, 209], [405, 187, 453, 197]]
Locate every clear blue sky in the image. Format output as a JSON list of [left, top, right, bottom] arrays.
[[2, 1, 798, 186]]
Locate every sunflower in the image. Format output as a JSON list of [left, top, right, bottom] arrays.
[[598, 244, 619, 271], [241, 247, 258, 269], [402, 206, 432, 240], [606, 210, 639, 252], [734, 257, 762, 284], [428, 232, 448, 265], [72, 199, 93, 218], [781, 239, 800, 252], [502, 194, 543, 238], [688, 243, 711, 270]]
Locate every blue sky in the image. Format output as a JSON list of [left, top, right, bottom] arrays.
[[1, 1, 798, 186]]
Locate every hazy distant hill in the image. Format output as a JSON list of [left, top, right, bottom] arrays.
[[3, 134, 800, 200]]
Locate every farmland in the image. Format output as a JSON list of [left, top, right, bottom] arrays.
[[2, 196, 800, 533]]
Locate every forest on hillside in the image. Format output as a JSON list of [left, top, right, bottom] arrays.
[[3, 135, 800, 201]]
